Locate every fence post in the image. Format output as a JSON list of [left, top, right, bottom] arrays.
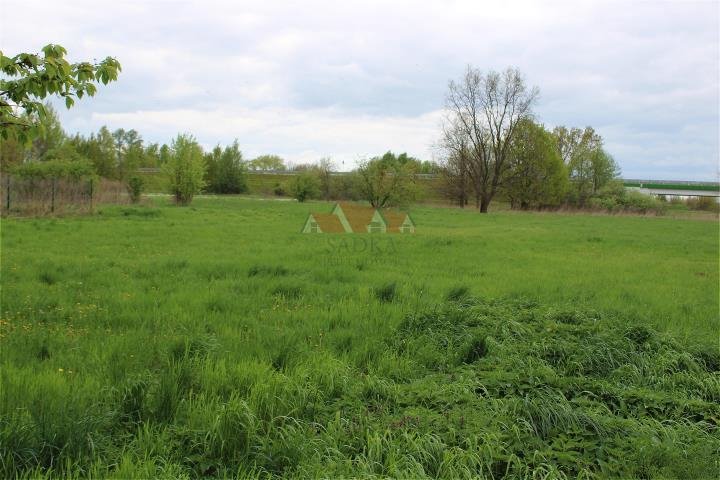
[[89, 178, 93, 211], [51, 177, 56, 213], [5, 175, 10, 213]]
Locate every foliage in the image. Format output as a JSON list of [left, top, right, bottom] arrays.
[[684, 196, 720, 212], [249, 155, 286, 171], [0, 44, 121, 142], [273, 182, 287, 196], [162, 134, 206, 206], [126, 175, 144, 204], [356, 155, 419, 208], [503, 119, 569, 208], [70, 126, 118, 178], [289, 170, 321, 202], [204, 140, 248, 194], [0, 128, 24, 171], [443, 66, 539, 212], [587, 181, 667, 214], [27, 103, 66, 159], [11, 159, 96, 180], [316, 157, 334, 199], [553, 126, 620, 205]]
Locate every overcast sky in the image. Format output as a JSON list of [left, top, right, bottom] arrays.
[[1, 0, 718, 179]]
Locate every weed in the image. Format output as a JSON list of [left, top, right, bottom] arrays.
[[373, 282, 398, 303], [446, 285, 470, 301], [248, 265, 290, 277]]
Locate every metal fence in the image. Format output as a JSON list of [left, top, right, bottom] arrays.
[[0, 176, 130, 216]]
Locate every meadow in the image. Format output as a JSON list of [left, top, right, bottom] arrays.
[[1, 197, 718, 478]]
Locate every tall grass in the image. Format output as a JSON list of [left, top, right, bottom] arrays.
[[1, 197, 718, 477]]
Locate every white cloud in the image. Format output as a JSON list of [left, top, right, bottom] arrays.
[[1, 0, 717, 179], [90, 107, 444, 167]]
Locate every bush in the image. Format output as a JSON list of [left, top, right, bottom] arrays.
[[162, 134, 206, 206], [290, 171, 321, 202], [273, 182, 286, 196], [204, 141, 248, 194], [686, 196, 719, 212], [586, 184, 666, 215], [126, 175, 144, 204], [11, 159, 96, 180], [620, 190, 666, 214]]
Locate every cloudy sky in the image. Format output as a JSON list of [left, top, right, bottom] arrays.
[[1, 0, 718, 179]]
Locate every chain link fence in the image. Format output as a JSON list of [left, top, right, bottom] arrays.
[[0, 176, 130, 216]]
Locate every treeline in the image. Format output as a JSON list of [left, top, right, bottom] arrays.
[[0, 106, 440, 207], [443, 118, 622, 210], [0, 105, 302, 199], [0, 99, 681, 214]]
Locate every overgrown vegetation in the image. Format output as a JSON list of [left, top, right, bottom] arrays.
[[1, 295, 718, 477], [1, 197, 717, 478]]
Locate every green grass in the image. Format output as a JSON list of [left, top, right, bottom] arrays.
[[1, 197, 718, 478]]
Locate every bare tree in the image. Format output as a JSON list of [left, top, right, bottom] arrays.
[[316, 157, 334, 200], [443, 66, 538, 212], [440, 120, 472, 207]]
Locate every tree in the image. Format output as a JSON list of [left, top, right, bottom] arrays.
[[204, 140, 248, 194], [503, 119, 568, 209], [1, 44, 121, 142], [143, 143, 161, 168], [316, 157, 334, 199], [440, 121, 474, 207], [249, 154, 285, 171], [28, 103, 65, 160], [0, 129, 25, 171], [162, 134, 206, 205], [552, 126, 619, 205], [589, 148, 620, 195], [355, 155, 418, 208], [444, 66, 538, 212], [126, 175, 144, 204], [290, 170, 321, 202], [111, 128, 144, 180]]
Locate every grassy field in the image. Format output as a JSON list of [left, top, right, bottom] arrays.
[[1, 197, 718, 478]]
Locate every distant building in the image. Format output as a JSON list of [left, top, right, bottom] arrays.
[[302, 202, 415, 233]]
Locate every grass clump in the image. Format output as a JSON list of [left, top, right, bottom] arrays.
[[373, 281, 398, 303], [1, 298, 718, 478], [248, 264, 289, 277], [445, 285, 470, 302]]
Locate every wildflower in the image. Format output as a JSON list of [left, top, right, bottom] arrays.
[[58, 368, 64, 372]]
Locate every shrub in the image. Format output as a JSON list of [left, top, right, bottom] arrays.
[[126, 175, 144, 204], [162, 134, 206, 206], [273, 182, 286, 196], [586, 184, 667, 215], [686, 196, 719, 212], [11, 159, 96, 180], [290, 171, 321, 202], [204, 141, 248, 194]]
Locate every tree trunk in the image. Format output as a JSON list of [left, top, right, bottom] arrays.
[[479, 195, 491, 213]]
